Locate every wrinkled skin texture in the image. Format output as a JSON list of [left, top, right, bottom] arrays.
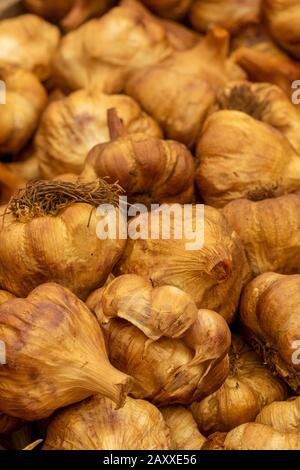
[[223, 194, 300, 276], [264, 0, 300, 59], [0, 15, 60, 81], [161, 406, 206, 450], [0, 203, 126, 299], [35, 90, 162, 178], [190, 0, 261, 34], [0, 283, 130, 420], [43, 396, 171, 450], [240, 273, 300, 392], [256, 397, 300, 432], [0, 65, 47, 156], [87, 274, 231, 405], [117, 205, 250, 323], [53, 3, 173, 92], [191, 335, 287, 434], [139, 0, 192, 19], [196, 81, 300, 207]]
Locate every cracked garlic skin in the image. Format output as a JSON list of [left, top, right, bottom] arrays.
[[240, 273, 300, 392], [24, 0, 114, 31], [0, 65, 47, 156], [223, 194, 300, 276], [0, 283, 131, 421], [256, 397, 300, 432], [82, 109, 194, 205], [0, 202, 126, 299], [116, 205, 250, 323], [231, 25, 300, 96], [87, 274, 231, 405], [264, 0, 300, 59], [161, 406, 206, 450], [36, 90, 162, 178], [43, 396, 171, 450], [196, 81, 300, 208], [191, 335, 287, 435], [140, 0, 192, 19], [0, 15, 60, 81], [54, 3, 173, 93], [190, 0, 260, 34]]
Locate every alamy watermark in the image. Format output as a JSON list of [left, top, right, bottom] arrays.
[[0, 340, 6, 365], [0, 80, 6, 105], [292, 80, 300, 105]]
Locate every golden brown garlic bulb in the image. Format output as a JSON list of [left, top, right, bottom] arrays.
[[81, 109, 194, 205], [161, 406, 206, 450], [264, 0, 300, 59], [231, 25, 300, 96], [126, 27, 230, 147], [158, 18, 200, 51], [0, 15, 60, 81], [35, 90, 162, 178], [223, 194, 300, 276], [24, 0, 114, 31], [196, 81, 300, 208], [190, 0, 261, 34], [0, 180, 126, 299], [0, 65, 47, 156], [117, 205, 250, 323], [139, 0, 192, 19], [43, 396, 171, 450], [53, 3, 173, 92], [0, 283, 131, 420], [191, 335, 287, 434], [256, 397, 300, 432], [240, 273, 300, 392], [87, 274, 231, 405]]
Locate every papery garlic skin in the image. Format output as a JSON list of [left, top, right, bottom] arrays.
[[139, 0, 192, 19], [161, 406, 206, 450], [191, 335, 287, 434], [0, 283, 131, 420], [256, 397, 300, 433], [43, 396, 171, 450], [0, 15, 60, 81], [223, 194, 300, 276], [35, 90, 162, 178]]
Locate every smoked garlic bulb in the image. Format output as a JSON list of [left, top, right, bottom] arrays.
[[54, 3, 173, 92], [190, 0, 261, 34], [191, 335, 287, 434], [139, 0, 192, 19], [36, 91, 162, 178], [264, 0, 300, 59], [87, 274, 231, 405], [0, 180, 126, 299], [0, 283, 131, 420], [43, 396, 171, 450], [161, 407, 206, 450], [0, 65, 47, 155], [196, 81, 300, 207], [82, 109, 194, 205], [256, 397, 300, 432], [0, 15, 60, 81], [223, 194, 300, 276], [240, 273, 300, 392], [117, 205, 250, 323]]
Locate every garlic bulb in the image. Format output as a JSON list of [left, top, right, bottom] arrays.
[[158, 18, 200, 51], [223, 194, 300, 276], [256, 397, 300, 432], [264, 0, 300, 59], [231, 25, 300, 96], [35, 90, 162, 178], [117, 204, 250, 323], [240, 273, 300, 392], [0, 283, 131, 420], [196, 81, 300, 207], [0, 15, 60, 81], [43, 396, 171, 450], [0, 290, 14, 304], [190, 0, 261, 34], [191, 335, 287, 434], [87, 274, 231, 405], [126, 27, 230, 147], [0, 65, 47, 156], [139, 0, 192, 19], [161, 406, 206, 450], [54, 3, 173, 92], [81, 109, 195, 205], [0, 179, 126, 299]]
